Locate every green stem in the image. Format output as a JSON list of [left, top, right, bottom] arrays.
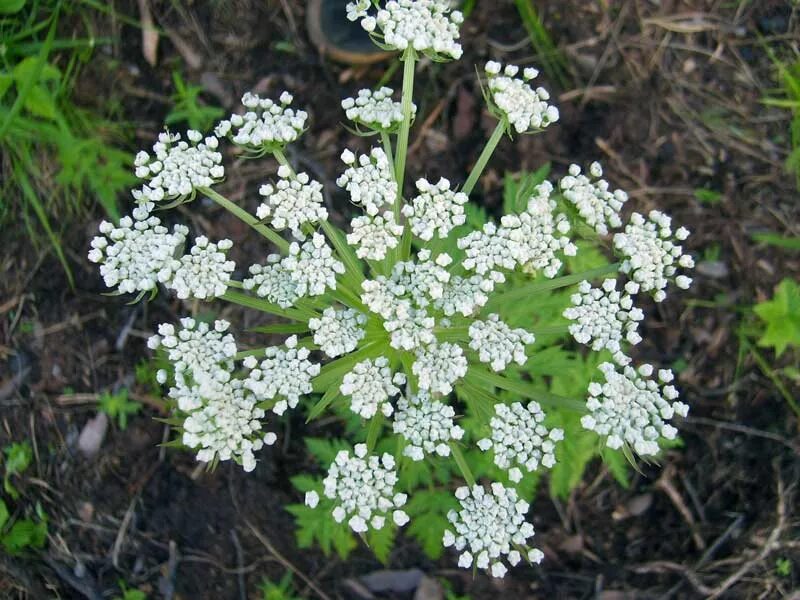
[[380, 131, 394, 170], [462, 119, 506, 196], [394, 48, 416, 219], [366, 414, 384, 451], [483, 262, 621, 313], [200, 187, 289, 253], [449, 443, 476, 487], [272, 148, 295, 175], [743, 338, 800, 419]]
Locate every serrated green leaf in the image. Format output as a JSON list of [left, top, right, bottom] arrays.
[[601, 447, 630, 488], [404, 490, 459, 559], [304, 438, 350, 466], [286, 503, 356, 559], [289, 474, 319, 493], [366, 524, 396, 564], [548, 413, 597, 499], [754, 278, 800, 356]]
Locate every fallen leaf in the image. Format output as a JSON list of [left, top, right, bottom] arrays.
[[137, 0, 158, 66], [78, 412, 108, 458]]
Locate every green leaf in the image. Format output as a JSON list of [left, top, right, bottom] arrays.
[[1, 516, 47, 554], [0, 0, 26, 13], [13, 57, 61, 85], [286, 503, 356, 559], [404, 490, 459, 559], [548, 413, 597, 498], [503, 165, 551, 214], [3, 441, 32, 499], [304, 438, 350, 466], [366, 524, 396, 564], [0, 74, 13, 100], [0, 499, 8, 530], [601, 447, 630, 488], [750, 232, 800, 251], [754, 278, 800, 356], [693, 188, 722, 205]]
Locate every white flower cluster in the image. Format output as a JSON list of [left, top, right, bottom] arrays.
[[564, 279, 643, 365], [340, 357, 406, 419], [402, 177, 467, 241], [167, 236, 235, 300], [458, 182, 575, 278], [359, 250, 454, 351], [308, 307, 367, 358], [88, 204, 188, 295], [434, 272, 505, 317], [560, 162, 627, 235], [393, 391, 464, 461], [582, 362, 689, 456], [284, 233, 345, 297], [147, 318, 236, 385], [477, 402, 563, 483], [394, 250, 452, 303], [313, 444, 409, 533], [337, 148, 397, 216], [359, 0, 464, 60], [215, 91, 307, 152], [347, 212, 404, 260], [245, 336, 320, 415], [256, 166, 328, 238], [484, 61, 559, 133], [614, 210, 694, 302], [243, 257, 301, 308], [386, 304, 436, 351], [132, 131, 224, 204], [244, 236, 343, 304], [413, 342, 468, 395], [468, 314, 534, 372], [443, 483, 544, 578], [341, 87, 416, 131], [180, 370, 276, 472]]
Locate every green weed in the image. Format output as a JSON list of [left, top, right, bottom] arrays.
[[513, 0, 572, 88], [165, 70, 224, 132], [98, 388, 142, 430], [1, 0, 135, 284], [762, 44, 800, 189], [1, 440, 48, 555], [259, 572, 302, 600]]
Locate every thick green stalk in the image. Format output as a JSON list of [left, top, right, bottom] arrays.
[[462, 119, 507, 196], [199, 187, 289, 253], [394, 48, 417, 218]]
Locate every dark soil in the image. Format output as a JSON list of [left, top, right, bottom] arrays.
[[1, 1, 799, 599]]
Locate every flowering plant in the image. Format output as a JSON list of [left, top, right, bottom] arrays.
[[89, 0, 694, 578]]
